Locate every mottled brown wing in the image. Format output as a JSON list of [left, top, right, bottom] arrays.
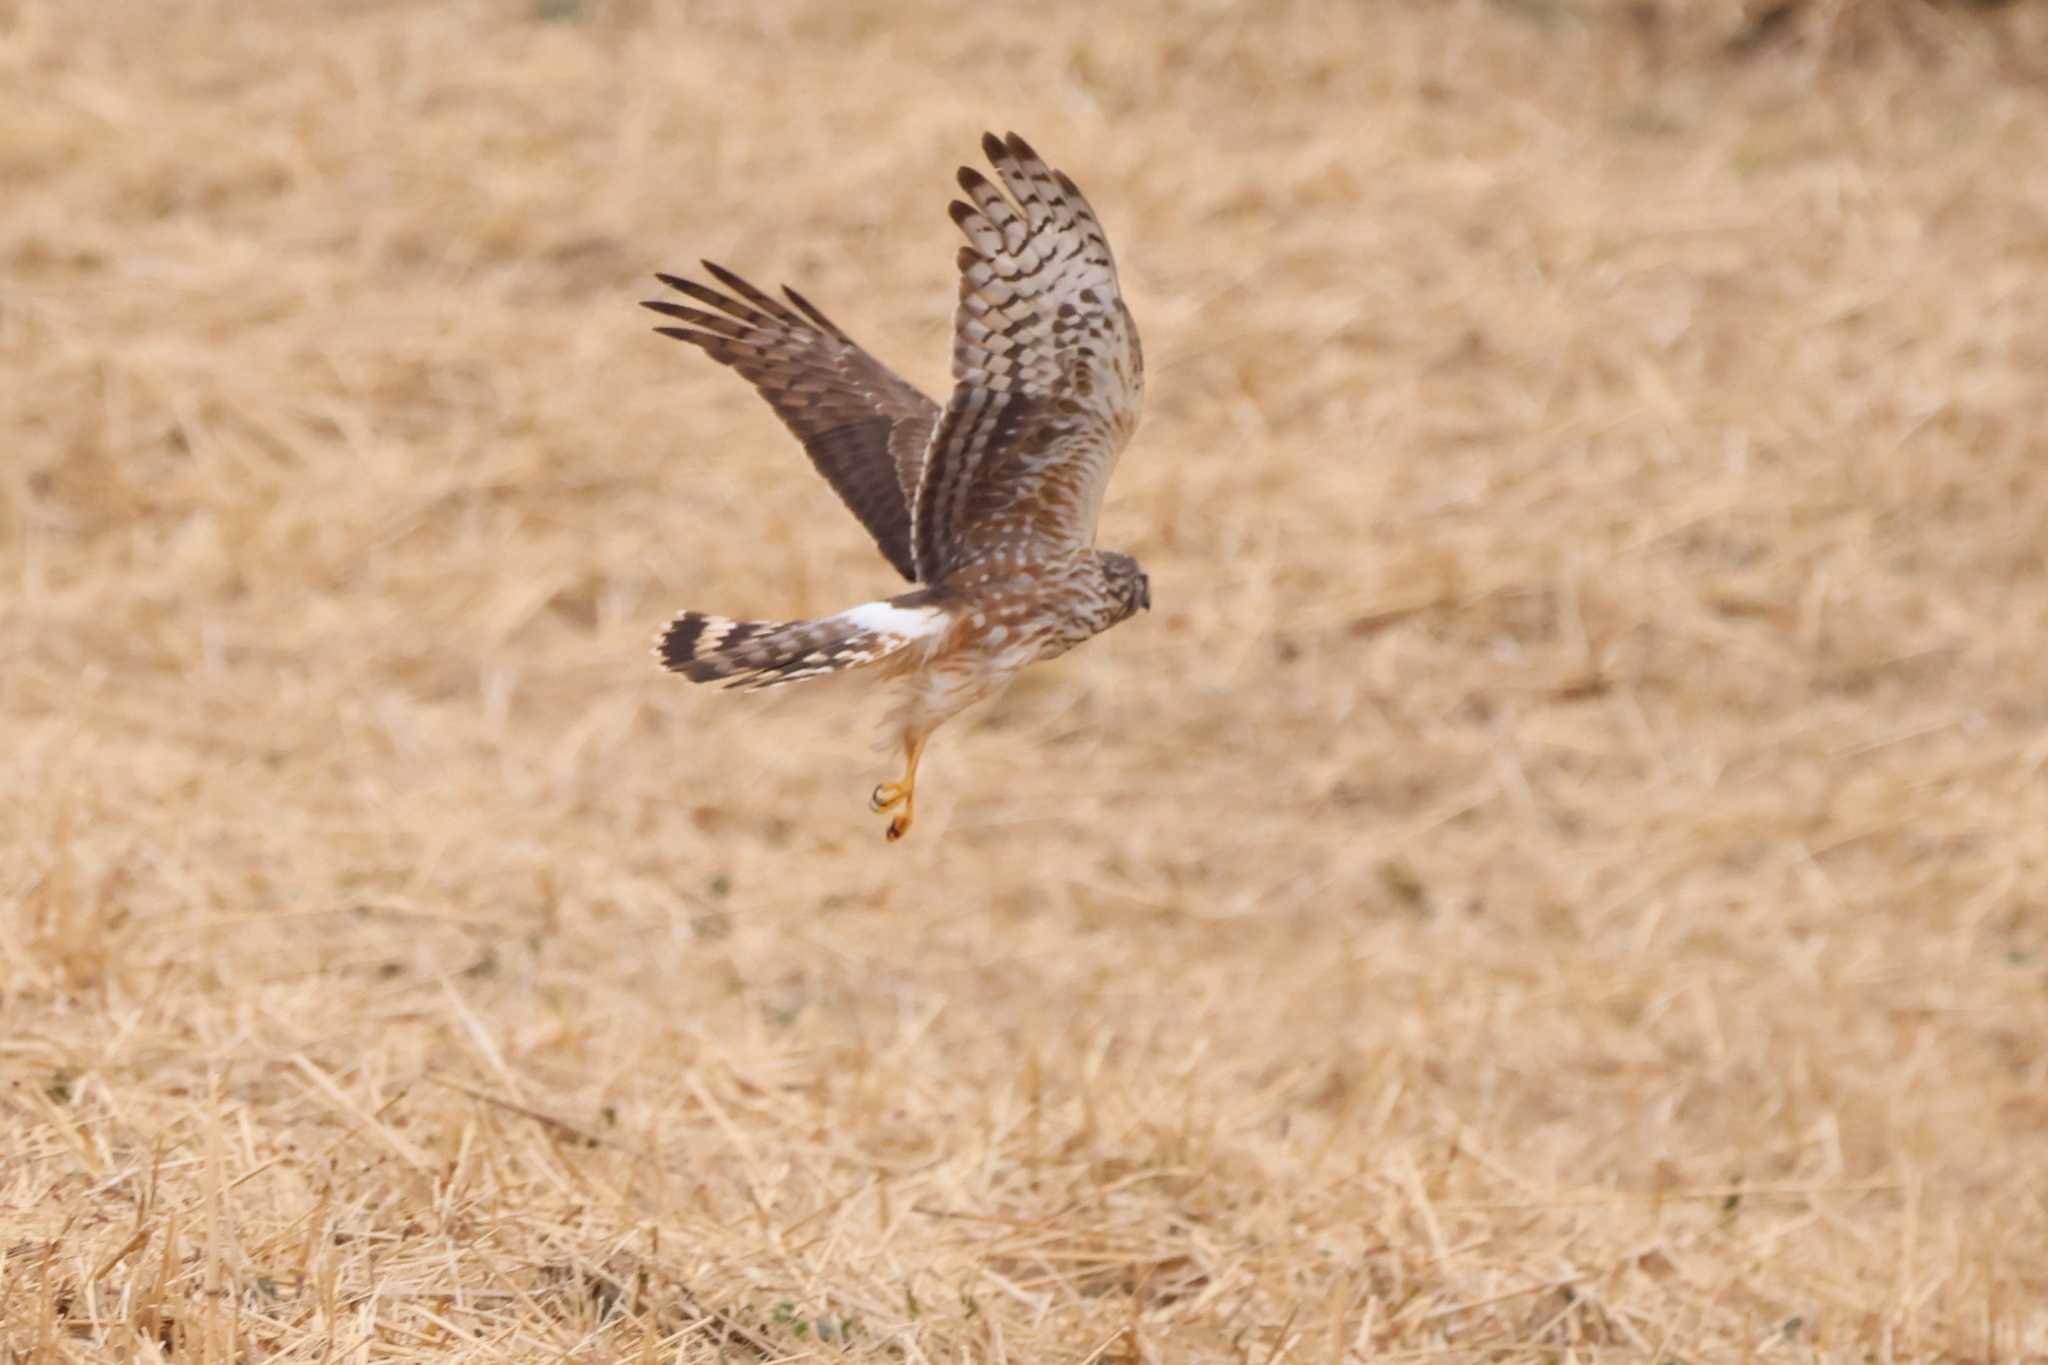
[[644, 262, 938, 582], [910, 132, 1144, 581]]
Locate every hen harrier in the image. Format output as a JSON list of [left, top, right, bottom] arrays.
[[645, 132, 1147, 841]]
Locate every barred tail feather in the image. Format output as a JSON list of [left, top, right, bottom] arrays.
[[654, 596, 948, 691]]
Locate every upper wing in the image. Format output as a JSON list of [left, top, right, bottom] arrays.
[[644, 263, 939, 583], [910, 132, 1144, 582]]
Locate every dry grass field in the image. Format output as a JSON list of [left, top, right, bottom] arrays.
[[6, 0, 2048, 1359]]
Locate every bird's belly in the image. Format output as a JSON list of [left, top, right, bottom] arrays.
[[902, 632, 1036, 719]]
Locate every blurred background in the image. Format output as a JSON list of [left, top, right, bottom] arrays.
[[4, 0, 2045, 1358]]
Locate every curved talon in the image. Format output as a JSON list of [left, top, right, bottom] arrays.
[[873, 731, 927, 843]]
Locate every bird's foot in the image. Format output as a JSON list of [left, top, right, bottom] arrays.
[[872, 732, 927, 843], [870, 780, 915, 841]]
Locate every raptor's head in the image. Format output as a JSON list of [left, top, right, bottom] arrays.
[[1099, 550, 1151, 623]]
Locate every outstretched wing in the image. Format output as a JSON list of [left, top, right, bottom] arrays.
[[910, 132, 1143, 582], [644, 263, 939, 583]]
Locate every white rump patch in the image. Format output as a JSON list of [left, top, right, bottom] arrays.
[[838, 601, 948, 640]]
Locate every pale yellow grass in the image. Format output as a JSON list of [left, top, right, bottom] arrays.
[[4, 0, 2047, 1360]]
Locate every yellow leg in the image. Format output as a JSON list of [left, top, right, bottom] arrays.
[[868, 732, 928, 842]]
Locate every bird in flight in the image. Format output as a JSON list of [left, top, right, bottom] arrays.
[[644, 132, 1147, 841]]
